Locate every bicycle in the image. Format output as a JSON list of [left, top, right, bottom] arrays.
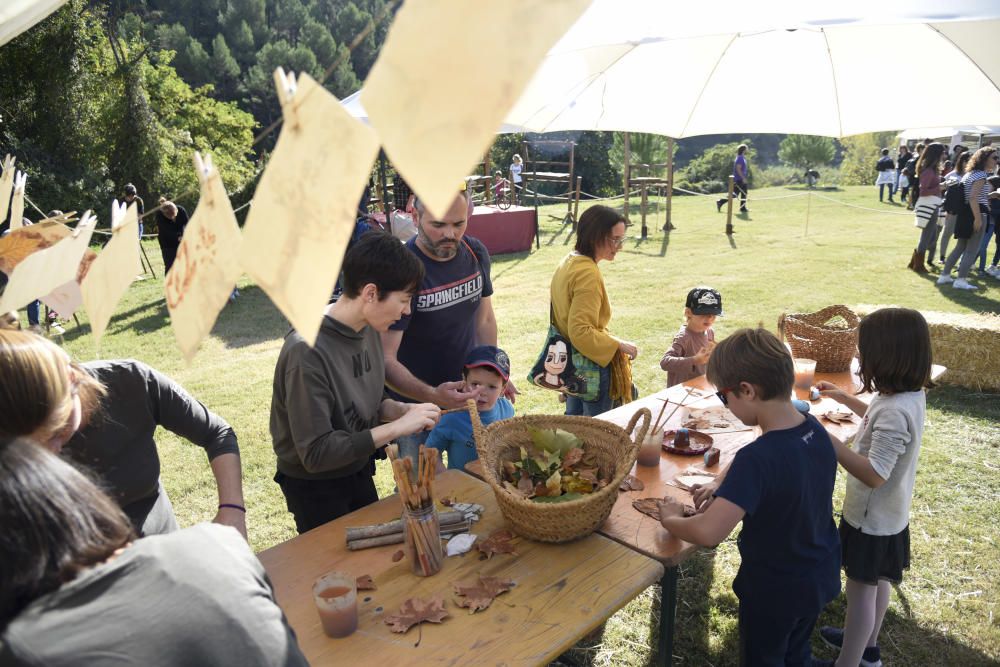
[[494, 181, 512, 210]]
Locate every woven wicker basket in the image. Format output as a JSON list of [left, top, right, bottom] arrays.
[[778, 305, 860, 373], [470, 405, 651, 543]]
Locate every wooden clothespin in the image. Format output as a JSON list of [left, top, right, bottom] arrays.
[[9, 171, 27, 230], [74, 211, 97, 237], [273, 67, 300, 130], [192, 152, 216, 207]]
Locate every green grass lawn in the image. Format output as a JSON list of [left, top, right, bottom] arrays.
[[57, 185, 999, 666]]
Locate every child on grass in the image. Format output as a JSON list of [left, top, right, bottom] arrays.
[[812, 308, 933, 667], [658, 328, 841, 666], [659, 286, 721, 387], [426, 345, 514, 470]]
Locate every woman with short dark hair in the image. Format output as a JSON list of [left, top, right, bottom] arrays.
[[547, 205, 637, 416], [0, 438, 307, 665]]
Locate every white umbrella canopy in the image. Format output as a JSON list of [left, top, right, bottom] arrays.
[[0, 0, 69, 47], [505, 0, 1000, 138]]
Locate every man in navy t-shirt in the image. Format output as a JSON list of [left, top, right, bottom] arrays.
[[659, 328, 840, 667], [382, 190, 500, 410]]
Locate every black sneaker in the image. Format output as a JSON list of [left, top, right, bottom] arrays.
[[716, 199, 724, 212], [819, 626, 883, 667]]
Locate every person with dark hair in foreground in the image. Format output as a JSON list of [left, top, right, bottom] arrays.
[[271, 231, 441, 533], [0, 438, 307, 666]]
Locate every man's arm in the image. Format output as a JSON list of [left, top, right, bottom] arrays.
[[381, 329, 436, 404], [381, 330, 474, 408], [475, 296, 498, 346]]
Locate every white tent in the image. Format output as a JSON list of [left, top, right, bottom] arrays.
[[0, 0, 68, 47], [896, 126, 1000, 147], [504, 0, 1000, 138]]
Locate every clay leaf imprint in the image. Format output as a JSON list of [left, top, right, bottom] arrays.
[[240, 69, 379, 347], [453, 575, 515, 613], [81, 200, 141, 343], [361, 0, 589, 218], [355, 574, 376, 591], [166, 153, 243, 362]]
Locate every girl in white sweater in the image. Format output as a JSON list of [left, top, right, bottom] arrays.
[[814, 308, 933, 667]]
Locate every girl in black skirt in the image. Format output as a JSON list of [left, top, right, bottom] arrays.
[[814, 308, 933, 667]]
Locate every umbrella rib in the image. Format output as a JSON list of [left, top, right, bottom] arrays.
[[821, 29, 844, 138], [927, 24, 1000, 96], [678, 33, 738, 138]]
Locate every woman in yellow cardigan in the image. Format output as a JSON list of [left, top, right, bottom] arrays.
[[550, 205, 638, 416]]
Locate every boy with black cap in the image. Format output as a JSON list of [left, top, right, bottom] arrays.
[[660, 286, 722, 387], [426, 344, 514, 470]]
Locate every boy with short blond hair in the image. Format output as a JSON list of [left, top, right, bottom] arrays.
[[660, 286, 721, 387], [659, 328, 840, 666]]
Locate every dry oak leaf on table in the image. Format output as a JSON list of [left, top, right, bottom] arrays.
[[384, 596, 450, 634], [453, 575, 515, 613], [477, 529, 516, 560], [355, 574, 376, 591], [391, 549, 405, 563]]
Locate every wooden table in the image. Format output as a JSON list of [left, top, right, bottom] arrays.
[[467, 364, 945, 666], [594, 364, 945, 666], [258, 470, 664, 666]]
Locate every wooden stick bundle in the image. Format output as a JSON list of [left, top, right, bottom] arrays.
[[388, 444, 443, 576], [651, 386, 695, 435]]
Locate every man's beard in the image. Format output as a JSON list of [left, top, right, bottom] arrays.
[[417, 227, 458, 259]]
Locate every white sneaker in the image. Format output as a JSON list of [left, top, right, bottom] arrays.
[[953, 279, 978, 290], [936, 274, 954, 285], [50, 322, 66, 335], [988, 265, 1000, 276]]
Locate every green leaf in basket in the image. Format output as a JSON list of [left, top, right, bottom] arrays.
[[532, 492, 584, 504], [527, 426, 583, 456], [561, 473, 594, 495]]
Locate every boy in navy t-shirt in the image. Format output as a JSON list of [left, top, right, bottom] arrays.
[[426, 345, 514, 470], [658, 328, 840, 667]]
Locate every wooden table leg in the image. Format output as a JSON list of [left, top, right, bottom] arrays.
[[657, 566, 678, 667]]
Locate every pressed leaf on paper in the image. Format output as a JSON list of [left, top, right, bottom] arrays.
[[81, 201, 141, 343], [361, 0, 589, 218], [240, 69, 379, 347], [477, 529, 516, 560], [0, 213, 96, 315], [0, 154, 15, 224], [0, 221, 72, 274], [384, 596, 450, 634], [453, 575, 515, 613], [822, 410, 855, 424], [166, 153, 243, 362]]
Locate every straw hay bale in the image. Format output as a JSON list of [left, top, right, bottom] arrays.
[[856, 305, 1000, 392]]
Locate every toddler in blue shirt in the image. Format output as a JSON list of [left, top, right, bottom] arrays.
[[427, 345, 515, 470]]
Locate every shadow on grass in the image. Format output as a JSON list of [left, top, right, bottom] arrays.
[[918, 271, 1000, 314], [491, 250, 532, 282], [212, 284, 288, 349], [61, 296, 168, 343], [816, 593, 999, 666], [656, 549, 731, 666]]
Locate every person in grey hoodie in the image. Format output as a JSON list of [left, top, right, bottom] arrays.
[[270, 232, 441, 533]]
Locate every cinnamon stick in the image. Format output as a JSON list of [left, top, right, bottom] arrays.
[[345, 510, 465, 541]]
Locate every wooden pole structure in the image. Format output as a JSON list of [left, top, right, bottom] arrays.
[[640, 184, 649, 239], [566, 143, 576, 224], [622, 132, 631, 223], [725, 175, 735, 236], [664, 137, 676, 231], [573, 175, 582, 231], [378, 149, 390, 218]]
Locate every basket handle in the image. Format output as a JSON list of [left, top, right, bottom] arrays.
[[625, 407, 652, 454], [467, 398, 486, 448], [777, 313, 787, 342]]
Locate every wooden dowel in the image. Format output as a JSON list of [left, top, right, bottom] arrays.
[[347, 520, 469, 550]]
